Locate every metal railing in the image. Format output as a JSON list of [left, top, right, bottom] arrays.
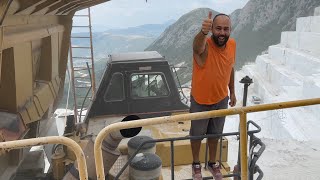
[[94, 97, 320, 180], [0, 136, 88, 180], [114, 120, 261, 180], [248, 134, 265, 180]]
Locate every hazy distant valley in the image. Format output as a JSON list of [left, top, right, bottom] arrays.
[[59, 21, 174, 108]]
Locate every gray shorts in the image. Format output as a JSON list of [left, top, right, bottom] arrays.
[[189, 96, 229, 138]]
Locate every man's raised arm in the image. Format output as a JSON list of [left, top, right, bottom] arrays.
[[193, 11, 213, 67]]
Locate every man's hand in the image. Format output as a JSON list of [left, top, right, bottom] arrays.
[[229, 93, 237, 107], [201, 11, 213, 35]]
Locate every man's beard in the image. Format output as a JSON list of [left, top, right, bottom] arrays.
[[211, 34, 229, 47]]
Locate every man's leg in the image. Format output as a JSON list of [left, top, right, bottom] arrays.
[[207, 122, 224, 180], [208, 137, 219, 162], [189, 96, 209, 163], [190, 123, 206, 180], [207, 118, 226, 163], [189, 96, 210, 179], [206, 118, 224, 180], [190, 118, 209, 163], [207, 96, 229, 162], [206, 97, 229, 179], [191, 140, 203, 180], [191, 139, 202, 163]]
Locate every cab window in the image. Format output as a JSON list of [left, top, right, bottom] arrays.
[[131, 73, 169, 98], [104, 73, 124, 101]]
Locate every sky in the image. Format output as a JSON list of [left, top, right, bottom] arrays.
[[76, 0, 249, 29]]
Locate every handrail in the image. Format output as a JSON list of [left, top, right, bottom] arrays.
[[0, 136, 88, 180], [114, 121, 261, 179], [94, 98, 320, 180]]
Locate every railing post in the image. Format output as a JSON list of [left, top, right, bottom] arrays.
[[239, 113, 248, 180], [94, 130, 108, 179], [240, 76, 253, 107], [170, 140, 175, 180]]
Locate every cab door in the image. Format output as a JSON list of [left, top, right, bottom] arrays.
[[102, 72, 128, 115], [88, 69, 129, 118]]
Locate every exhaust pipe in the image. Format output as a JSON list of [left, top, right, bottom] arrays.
[[63, 115, 142, 179]]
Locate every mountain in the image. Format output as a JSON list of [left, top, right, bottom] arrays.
[[92, 33, 156, 58], [231, 0, 320, 69], [92, 24, 110, 32], [145, 0, 320, 83], [104, 20, 175, 36]]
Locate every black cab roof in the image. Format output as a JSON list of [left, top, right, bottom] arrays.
[[108, 51, 165, 63]]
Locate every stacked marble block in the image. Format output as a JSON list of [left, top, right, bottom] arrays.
[[252, 6, 320, 107]]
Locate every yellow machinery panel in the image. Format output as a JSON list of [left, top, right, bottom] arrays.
[[25, 101, 41, 123], [155, 138, 228, 167]]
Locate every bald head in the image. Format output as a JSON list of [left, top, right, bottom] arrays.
[[212, 14, 231, 28], [213, 14, 230, 22]]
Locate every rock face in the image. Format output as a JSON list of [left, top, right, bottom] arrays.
[[146, 0, 320, 84]]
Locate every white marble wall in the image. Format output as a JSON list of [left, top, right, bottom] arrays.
[[255, 55, 299, 87], [281, 31, 320, 55], [302, 76, 320, 117], [236, 6, 320, 142], [243, 6, 320, 107], [315, 7, 320, 16], [296, 16, 320, 33], [268, 45, 320, 76]]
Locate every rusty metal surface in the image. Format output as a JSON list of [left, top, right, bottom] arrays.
[[0, 27, 2, 84], [0, 112, 26, 142], [0, 0, 13, 25], [3, 0, 111, 16]]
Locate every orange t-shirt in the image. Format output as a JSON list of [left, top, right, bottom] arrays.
[[191, 37, 236, 105]]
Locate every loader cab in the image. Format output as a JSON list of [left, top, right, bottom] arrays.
[[86, 51, 189, 121]]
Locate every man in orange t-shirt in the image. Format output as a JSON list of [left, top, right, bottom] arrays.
[[190, 12, 237, 180]]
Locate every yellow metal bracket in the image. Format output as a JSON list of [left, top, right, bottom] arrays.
[[0, 136, 88, 180]]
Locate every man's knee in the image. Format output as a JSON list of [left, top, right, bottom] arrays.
[[190, 139, 202, 145], [208, 137, 219, 144]]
